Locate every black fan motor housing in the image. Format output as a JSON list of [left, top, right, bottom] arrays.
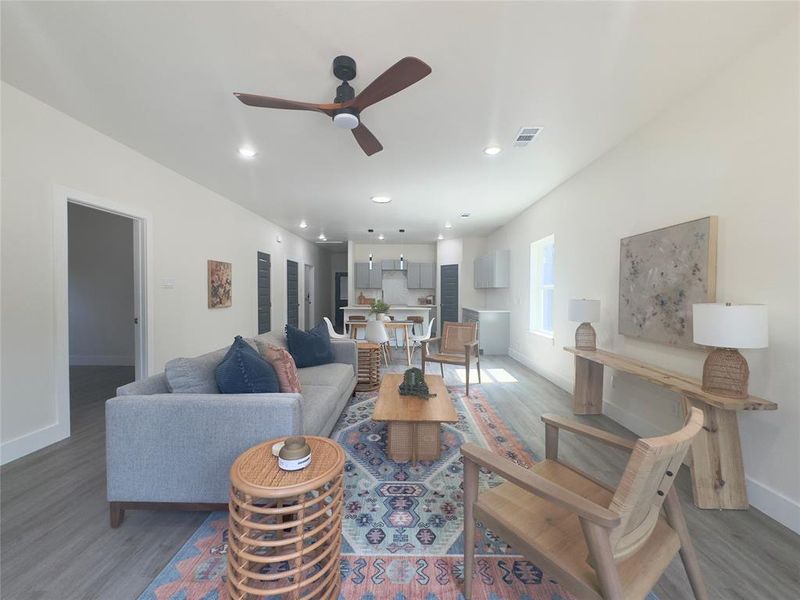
[[335, 82, 355, 104], [333, 55, 357, 81]]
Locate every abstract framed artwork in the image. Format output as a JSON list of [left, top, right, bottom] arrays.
[[207, 260, 232, 308], [619, 216, 717, 347]]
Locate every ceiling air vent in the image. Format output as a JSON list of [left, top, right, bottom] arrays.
[[513, 126, 543, 147]]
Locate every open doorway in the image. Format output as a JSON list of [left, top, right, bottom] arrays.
[[67, 203, 138, 426], [303, 264, 315, 330]]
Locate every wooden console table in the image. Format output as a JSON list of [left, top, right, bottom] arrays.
[[564, 346, 777, 511]]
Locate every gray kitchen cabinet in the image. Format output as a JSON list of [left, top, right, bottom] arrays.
[[355, 262, 382, 288], [381, 259, 407, 271], [473, 250, 510, 288], [369, 264, 382, 288], [420, 263, 435, 288], [407, 262, 421, 288], [406, 262, 436, 289], [462, 308, 510, 355]]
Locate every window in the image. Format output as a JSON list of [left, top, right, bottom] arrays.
[[530, 234, 555, 335]]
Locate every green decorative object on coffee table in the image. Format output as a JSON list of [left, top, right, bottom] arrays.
[[398, 367, 435, 399]]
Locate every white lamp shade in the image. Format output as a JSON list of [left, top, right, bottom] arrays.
[[568, 299, 601, 323], [692, 303, 768, 349]]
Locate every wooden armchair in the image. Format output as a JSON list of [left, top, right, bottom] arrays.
[[461, 409, 708, 600], [421, 321, 480, 394]]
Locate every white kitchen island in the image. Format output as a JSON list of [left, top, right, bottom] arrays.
[[343, 305, 435, 340]]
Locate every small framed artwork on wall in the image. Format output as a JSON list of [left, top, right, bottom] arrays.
[[619, 216, 717, 347], [208, 260, 232, 308]]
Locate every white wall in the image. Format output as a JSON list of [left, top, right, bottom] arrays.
[[486, 24, 799, 531], [352, 242, 436, 263], [68, 203, 135, 366], [436, 237, 488, 328], [0, 83, 328, 462]]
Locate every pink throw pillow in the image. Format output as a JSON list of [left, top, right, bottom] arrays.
[[262, 345, 302, 393]]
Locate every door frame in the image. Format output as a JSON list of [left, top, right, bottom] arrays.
[[334, 271, 348, 332], [439, 263, 459, 335], [303, 263, 315, 330], [285, 258, 300, 328], [257, 251, 271, 334], [53, 185, 154, 441]]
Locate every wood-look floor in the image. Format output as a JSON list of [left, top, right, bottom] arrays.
[[1, 358, 798, 600]]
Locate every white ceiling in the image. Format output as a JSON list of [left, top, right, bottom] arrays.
[[1, 2, 792, 244]]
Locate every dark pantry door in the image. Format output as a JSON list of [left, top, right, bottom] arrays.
[[257, 252, 271, 334], [286, 260, 299, 328], [440, 264, 459, 331]]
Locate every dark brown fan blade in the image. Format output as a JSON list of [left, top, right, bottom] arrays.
[[233, 93, 342, 117], [351, 57, 431, 112], [352, 123, 383, 156]]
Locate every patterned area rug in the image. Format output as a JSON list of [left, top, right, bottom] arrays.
[[138, 386, 658, 600]]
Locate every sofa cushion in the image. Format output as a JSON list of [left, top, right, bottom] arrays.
[[253, 332, 287, 352], [165, 348, 227, 394], [300, 384, 339, 434], [262, 345, 302, 393], [298, 363, 354, 398], [215, 336, 280, 394], [285, 322, 334, 368]]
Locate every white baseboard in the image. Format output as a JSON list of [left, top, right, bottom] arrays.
[[69, 354, 134, 366], [505, 348, 800, 535], [508, 347, 573, 393], [0, 422, 69, 465], [746, 477, 800, 534]]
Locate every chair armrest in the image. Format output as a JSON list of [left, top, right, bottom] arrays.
[[423, 337, 440, 346], [541, 414, 636, 452], [330, 339, 358, 373], [460, 443, 620, 528]]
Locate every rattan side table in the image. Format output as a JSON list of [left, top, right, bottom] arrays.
[[355, 341, 381, 392], [227, 436, 345, 600]]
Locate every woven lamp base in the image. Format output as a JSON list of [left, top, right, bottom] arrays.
[[575, 322, 597, 351], [702, 348, 750, 399]]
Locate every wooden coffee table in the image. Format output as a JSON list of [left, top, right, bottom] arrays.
[[372, 374, 458, 465]]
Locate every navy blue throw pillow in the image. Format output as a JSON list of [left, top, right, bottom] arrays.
[[215, 336, 280, 394], [285, 322, 335, 369]]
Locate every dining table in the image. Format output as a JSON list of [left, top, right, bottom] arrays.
[[346, 320, 415, 366]]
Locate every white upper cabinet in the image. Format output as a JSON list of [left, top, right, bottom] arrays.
[[473, 250, 510, 288]]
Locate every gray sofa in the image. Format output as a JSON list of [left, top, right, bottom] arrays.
[[105, 331, 357, 526]]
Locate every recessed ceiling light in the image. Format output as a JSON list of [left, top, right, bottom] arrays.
[[299, 220, 308, 229], [438, 234, 444, 240], [318, 233, 326, 240], [483, 145, 501, 156], [460, 213, 471, 218], [444, 222, 453, 229], [371, 196, 391, 204], [238, 147, 257, 159], [378, 234, 385, 240]]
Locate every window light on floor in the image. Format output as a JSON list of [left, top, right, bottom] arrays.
[[454, 368, 518, 384]]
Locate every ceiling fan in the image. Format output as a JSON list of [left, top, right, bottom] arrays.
[[234, 55, 431, 156]]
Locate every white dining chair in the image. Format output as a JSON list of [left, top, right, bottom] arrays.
[[366, 320, 391, 366], [323, 316, 349, 340], [409, 317, 436, 361]]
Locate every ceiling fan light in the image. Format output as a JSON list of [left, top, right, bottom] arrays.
[[333, 112, 359, 129]]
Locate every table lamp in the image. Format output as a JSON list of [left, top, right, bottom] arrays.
[[692, 303, 768, 399], [568, 299, 601, 351]]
